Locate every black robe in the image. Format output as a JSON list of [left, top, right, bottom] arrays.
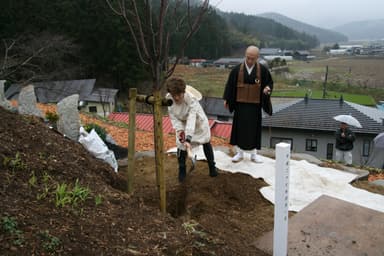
[[223, 63, 273, 150]]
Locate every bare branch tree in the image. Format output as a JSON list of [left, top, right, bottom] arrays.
[[105, 0, 210, 90], [106, 0, 210, 212], [0, 33, 83, 85], [0, 37, 47, 83]]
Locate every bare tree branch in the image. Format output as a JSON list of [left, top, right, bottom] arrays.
[[1, 33, 83, 84], [106, 0, 147, 64], [106, 0, 209, 89], [130, 0, 151, 59], [2, 39, 16, 72], [157, 0, 168, 62], [167, 1, 209, 77], [105, 0, 123, 15]]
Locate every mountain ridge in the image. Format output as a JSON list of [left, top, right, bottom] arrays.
[[219, 11, 319, 50], [258, 12, 348, 43], [333, 19, 384, 40]]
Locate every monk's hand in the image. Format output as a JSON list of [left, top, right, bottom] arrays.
[[224, 100, 229, 109], [263, 86, 271, 95]]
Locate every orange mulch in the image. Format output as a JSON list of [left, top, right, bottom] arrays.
[[33, 103, 230, 151], [368, 172, 384, 182], [9, 102, 384, 181]]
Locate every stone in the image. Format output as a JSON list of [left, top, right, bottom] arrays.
[[0, 80, 16, 112], [255, 195, 384, 256], [371, 179, 384, 188], [57, 94, 80, 141], [17, 84, 43, 117]]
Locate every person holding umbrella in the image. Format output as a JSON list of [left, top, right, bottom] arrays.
[[335, 122, 356, 165]]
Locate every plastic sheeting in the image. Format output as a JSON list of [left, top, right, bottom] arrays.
[[79, 127, 118, 172], [168, 146, 384, 213]]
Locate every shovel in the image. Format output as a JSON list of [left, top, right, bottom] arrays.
[[187, 147, 197, 172], [178, 131, 196, 172]]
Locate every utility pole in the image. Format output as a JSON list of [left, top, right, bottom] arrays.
[[322, 65, 328, 99]]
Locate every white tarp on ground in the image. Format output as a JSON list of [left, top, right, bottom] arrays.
[[168, 146, 384, 213]]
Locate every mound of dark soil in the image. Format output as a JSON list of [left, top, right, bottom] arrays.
[[0, 107, 273, 255]]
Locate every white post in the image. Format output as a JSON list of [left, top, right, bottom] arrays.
[[273, 142, 291, 256]]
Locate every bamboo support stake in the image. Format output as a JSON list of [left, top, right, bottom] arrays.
[[153, 90, 166, 213], [135, 94, 172, 106], [127, 88, 137, 193]]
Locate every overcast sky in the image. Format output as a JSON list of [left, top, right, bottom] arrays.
[[212, 0, 384, 28]]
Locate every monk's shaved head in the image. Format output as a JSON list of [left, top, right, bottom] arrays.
[[245, 45, 259, 67], [246, 45, 259, 55]]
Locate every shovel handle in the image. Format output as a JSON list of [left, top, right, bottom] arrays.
[[187, 147, 193, 158]]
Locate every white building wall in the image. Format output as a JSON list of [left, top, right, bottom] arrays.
[[261, 127, 376, 165], [86, 101, 115, 117]]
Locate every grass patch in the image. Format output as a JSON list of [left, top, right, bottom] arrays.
[[273, 89, 376, 105], [173, 65, 229, 98], [172, 62, 383, 105], [288, 65, 324, 74]]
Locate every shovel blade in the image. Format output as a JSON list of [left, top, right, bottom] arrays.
[[189, 154, 197, 172]]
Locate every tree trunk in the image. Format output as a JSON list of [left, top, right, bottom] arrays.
[[153, 90, 166, 213], [127, 88, 137, 193]]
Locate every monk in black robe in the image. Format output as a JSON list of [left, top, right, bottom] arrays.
[[223, 45, 273, 163]]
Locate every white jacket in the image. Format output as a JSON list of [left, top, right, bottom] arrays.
[[166, 92, 210, 150]]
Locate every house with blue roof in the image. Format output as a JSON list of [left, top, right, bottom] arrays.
[[201, 95, 384, 166], [261, 96, 384, 165]]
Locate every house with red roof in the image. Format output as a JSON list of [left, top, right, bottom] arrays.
[[109, 95, 384, 167]]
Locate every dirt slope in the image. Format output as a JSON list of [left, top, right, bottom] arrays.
[[0, 107, 272, 255]]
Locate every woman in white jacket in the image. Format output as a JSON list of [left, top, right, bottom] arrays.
[[166, 77, 218, 182]]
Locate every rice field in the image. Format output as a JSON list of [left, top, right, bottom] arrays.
[[172, 56, 384, 105]]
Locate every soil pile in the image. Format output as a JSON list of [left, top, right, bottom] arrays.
[[0, 107, 273, 255]]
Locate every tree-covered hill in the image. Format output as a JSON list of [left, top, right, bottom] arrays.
[[0, 1, 320, 90], [221, 12, 319, 51]]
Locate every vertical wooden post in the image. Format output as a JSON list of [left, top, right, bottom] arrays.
[[127, 88, 137, 193], [153, 90, 166, 213]]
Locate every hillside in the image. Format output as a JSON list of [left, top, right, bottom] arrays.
[[258, 12, 348, 43], [2, 101, 383, 254], [220, 11, 319, 50], [333, 19, 384, 40], [0, 106, 273, 255]]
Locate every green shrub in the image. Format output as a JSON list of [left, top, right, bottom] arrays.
[[3, 152, 26, 171], [70, 179, 90, 206], [45, 111, 59, 123], [1, 216, 24, 245], [54, 179, 90, 208], [84, 123, 107, 142], [95, 194, 103, 206], [55, 183, 72, 207], [39, 230, 61, 253]]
